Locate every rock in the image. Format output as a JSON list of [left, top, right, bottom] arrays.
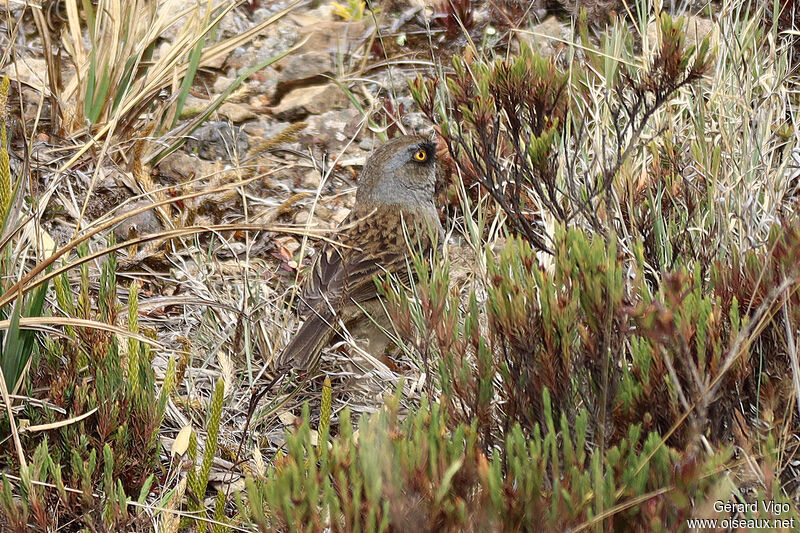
[[514, 16, 565, 57], [646, 15, 717, 51], [247, 120, 293, 142], [332, 207, 350, 224], [248, 93, 272, 111], [304, 4, 336, 20], [269, 18, 372, 100], [3, 57, 48, 91], [202, 52, 227, 71], [224, 46, 252, 73], [293, 207, 332, 226], [274, 51, 334, 98], [185, 122, 249, 160], [358, 137, 376, 151], [155, 41, 172, 63], [315, 205, 333, 221], [302, 168, 323, 189], [245, 67, 280, 99], [270, 84, 349, 121], [113, 203, 164, 243], [241, 122, 266, 138], [217, 8, 248, 39], [218, 102, 257, 123], [276, 235, 301, 255], [394, 93, 434, 134], [180, 95, 209, 119], [156, 152, 223, 183], [404, 112, 435, 136], [294, 210, 315, 225], [301, 108, 363, 151], [184, 95, 209, 109], [283, 18, 370, 55], [213, 76, 234, 95]]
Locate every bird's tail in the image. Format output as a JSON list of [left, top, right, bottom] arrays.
[[276, 311, 337, 371]]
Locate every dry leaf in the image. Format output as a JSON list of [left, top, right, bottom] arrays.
[[172, 425, 193, 457]]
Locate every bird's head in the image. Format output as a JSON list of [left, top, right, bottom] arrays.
[[355, 135, 437, 209]]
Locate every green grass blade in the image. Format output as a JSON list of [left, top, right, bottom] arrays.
[[1, 296, 23, 393], [85, 48, 97, 121], [16, 279, 49, 391], [172, 34, 207, 129], [112, 55, 140, 114], [80, 0, 96, 40], [88, 62, 111, 123]]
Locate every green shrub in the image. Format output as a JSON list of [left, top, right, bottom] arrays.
[[0, 246, 175, 531], [243, 387, 741, 532]]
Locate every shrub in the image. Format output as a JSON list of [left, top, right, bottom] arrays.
[[0, 249, 176, 531], [243, 387, 746, 531]]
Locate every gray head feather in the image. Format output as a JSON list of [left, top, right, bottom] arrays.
[[355, 135, 438, 212]]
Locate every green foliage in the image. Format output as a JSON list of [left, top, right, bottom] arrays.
[[1, 4, 795, 532], [319, 376, 332, 446], [0, 76, 11, 222], [0, 243, 175, 530], [188, 378, 226, 532], [241, 387, 741, 531], [0, 75, 51, 398], [372, 215, 800, 529], [0, 284, 49, 396], [411, 12, 713, 253], [260, 177, 799, 529]]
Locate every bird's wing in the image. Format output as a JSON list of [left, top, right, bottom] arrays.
[[275, 310, 338, 370], [299, 205, 436, 318]]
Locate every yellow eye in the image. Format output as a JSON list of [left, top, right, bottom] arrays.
[[413, 149, 428, 162]]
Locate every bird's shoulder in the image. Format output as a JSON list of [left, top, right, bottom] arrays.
[[298, 204, 438, 315], [333, 203, 439, 266]]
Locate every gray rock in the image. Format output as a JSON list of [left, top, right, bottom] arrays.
[[513, 16, 566, 58], [402, 111, 435, 137], [270, 84, 349, 121], [274, 51, 334, 99], [213, 76, 234, 95], [646, 15, 716, 51], [302, 168, 322, 189], [185, 122, 249, 160], [157, 152, 216, 181], [301, 108, 363, 150], [113, 203, 164, 243], [358, 137, 376, 151], [218, 102, 257, 123]]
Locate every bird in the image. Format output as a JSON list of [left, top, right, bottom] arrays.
[[276, 134, 443, 373]]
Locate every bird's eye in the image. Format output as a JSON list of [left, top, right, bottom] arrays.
[[413, 149, 428, 162]]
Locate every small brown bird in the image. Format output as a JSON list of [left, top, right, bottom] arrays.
[[277, 135, 443, 372]]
